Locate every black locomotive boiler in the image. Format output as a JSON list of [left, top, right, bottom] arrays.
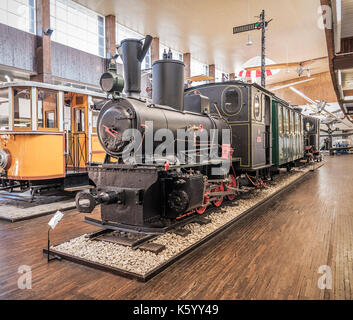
[[76, 36, 233, 233]]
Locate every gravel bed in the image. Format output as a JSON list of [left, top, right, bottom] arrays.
[[52, 164, 319, 276]]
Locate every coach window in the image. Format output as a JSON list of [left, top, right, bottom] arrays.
[[278, 106, 283, 134], [38, 89, 58, 129], [0, 89, 9, 130], [300, 116, 303, 134], [283, 108, 288, 134], [295, 113, 299, 134], [13, 88, 31, 129]]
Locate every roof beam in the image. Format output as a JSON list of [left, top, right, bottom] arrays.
[[333, 53, 353, 70], [343, 89, 353, 96]]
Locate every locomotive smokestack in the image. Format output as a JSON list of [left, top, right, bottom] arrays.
[[118, 35, 152, 97], [152, 58, 185, 111]]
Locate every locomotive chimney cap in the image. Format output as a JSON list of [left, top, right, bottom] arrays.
[[152, 59, 185, 67]]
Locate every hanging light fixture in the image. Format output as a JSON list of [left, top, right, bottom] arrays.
[[245, 0, 253, 46], [246, 33, 253, 46], [285, 45, 290, 73]]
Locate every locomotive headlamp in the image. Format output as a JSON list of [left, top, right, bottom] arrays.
[[0, 149, 11, 170], [100, 63, 124, 95]]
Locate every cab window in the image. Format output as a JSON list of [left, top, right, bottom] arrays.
[[13, 87, 31, 129], [253, 94, 262, 121], [0, 88, 9, 130], [223, 88, 241, 115], [38, 89, 58, 129]]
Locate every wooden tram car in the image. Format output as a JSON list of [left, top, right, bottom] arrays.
[[74, 35, 321, 234], [0, 82, 107, 195]]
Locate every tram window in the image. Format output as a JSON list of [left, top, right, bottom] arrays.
[[75, 109, 85, 132], [253, 94, 262, 121], [0, 89, 9, 130], [92, 112, 99, 133], [64, 105, 71, 132], [91, 97, 106, 133], [278, 106, 283, 134], [292, 112, 295, 133], [286, 109, 290, 134], [14, 88, 31, 129], [45, 112, 55, 128], [38, 89, 58, 129]]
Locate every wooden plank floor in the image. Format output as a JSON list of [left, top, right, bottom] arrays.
[[0, 155, 352, 300]]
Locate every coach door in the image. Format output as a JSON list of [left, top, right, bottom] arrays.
[[264, 94, 271, 165]]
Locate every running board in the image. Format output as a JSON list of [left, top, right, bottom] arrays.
[[64, 185, 95, 192]]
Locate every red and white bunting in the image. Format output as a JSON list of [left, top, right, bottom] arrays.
[[238, 69, 273, 78]]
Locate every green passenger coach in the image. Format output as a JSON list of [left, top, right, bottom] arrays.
[[272, 96, 304, 168]]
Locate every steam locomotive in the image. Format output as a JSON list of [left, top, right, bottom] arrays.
[[75, 35, 320, 233]]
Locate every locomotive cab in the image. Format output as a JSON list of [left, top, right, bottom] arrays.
[[184, 81, 273, 173]]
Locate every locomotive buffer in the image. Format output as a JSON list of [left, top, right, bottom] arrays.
[[233, 9, 272, 87]]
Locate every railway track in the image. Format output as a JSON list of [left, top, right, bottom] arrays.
[[43, 162, 324, 281]]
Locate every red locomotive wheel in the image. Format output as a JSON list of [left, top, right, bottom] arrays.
[[226, 175, 237, 201], [196, 191, 209, 214], [212, 183, 224, 207]]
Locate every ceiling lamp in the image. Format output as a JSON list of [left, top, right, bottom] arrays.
[[246, 34, 253, 46]]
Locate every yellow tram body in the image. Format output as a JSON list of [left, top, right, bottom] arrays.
[[0, 81, 107, 191]]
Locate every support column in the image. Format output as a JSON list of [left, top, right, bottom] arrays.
[[105, 15, 116, 60], [222, 73, 226, 82], [209, 64, 215, 83], [229, 73, 235, 80], [151, 37, 159, 63], [31, 0, 51, 83], [183, 53, 191, 79]]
